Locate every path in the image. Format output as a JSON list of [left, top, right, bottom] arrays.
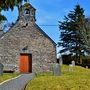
[[0, 73, 34, 90]]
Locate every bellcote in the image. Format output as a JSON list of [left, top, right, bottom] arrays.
[[19, 3, 36, 24]]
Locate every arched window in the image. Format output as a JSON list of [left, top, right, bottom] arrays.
[[24, 9, 30, 22], [24, 9, 30, 15]]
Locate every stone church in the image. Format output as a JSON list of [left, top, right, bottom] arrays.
[[0, 3, 56, 73]]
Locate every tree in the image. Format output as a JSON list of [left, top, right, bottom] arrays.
[[0, 0, 28, 10], [0, 0, 28, 32], [80, 18, 90, 53], [58, 5, 87, 64], [0, 0, 28, 21], [0, 7, 7, 21]]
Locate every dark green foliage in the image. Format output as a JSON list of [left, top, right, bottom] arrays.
[[0, 14, 7, 21], [0, 0, 28, 11], [58, 5, 87, 63], [82, 18, 90, 51], [0, 0, 28, 21]]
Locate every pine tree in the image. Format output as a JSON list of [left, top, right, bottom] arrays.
[[58, 5, 87, 64], [80, 18, 90, 53]]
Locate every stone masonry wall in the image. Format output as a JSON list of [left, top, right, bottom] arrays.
[[0, 21, 56, 72], [0, 3, 56, 72]]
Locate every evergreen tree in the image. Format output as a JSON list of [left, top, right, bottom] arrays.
[[58, 5, 87, 64], [81, 18, 90, 53]]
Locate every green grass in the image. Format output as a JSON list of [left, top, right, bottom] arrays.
[[0, 73, 20, 83], [25, 65, 90, 90]]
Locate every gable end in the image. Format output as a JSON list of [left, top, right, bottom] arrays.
[[35, 24, 56, 46]]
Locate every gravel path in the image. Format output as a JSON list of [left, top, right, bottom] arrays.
[[0, 73, 34, 90]]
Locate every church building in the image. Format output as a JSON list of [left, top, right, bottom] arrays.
[[0, 3, 56, 73]]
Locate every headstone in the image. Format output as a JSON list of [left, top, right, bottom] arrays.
[[60, 56, 63, 66], [86, 66, 88, 69], [68, 64, 73, 72], [53, 63, 61, 76], [0, 63, 4, 75], [71, 61, 75, 66], [68, 61, 75, 72]]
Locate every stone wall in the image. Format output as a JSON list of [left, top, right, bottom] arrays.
[[0, 3, 56, 72], [0, 21, 56, 72]]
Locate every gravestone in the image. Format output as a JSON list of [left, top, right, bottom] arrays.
[[0, 63, 4, 75], [68, 61, 75, 72], [68, 64, 73, 72], [86, 66, 88, 69], [60, 56, 63, 66], [53, 63, 61, 76], [71, 61, 75, 66]]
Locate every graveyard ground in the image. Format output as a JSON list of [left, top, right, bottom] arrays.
[[25, 65, 90, 90], [0, 73, 20, 83]]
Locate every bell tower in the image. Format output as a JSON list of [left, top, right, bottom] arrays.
[[19, 3, 36, 25]]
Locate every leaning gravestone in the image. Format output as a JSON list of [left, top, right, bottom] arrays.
[[0, 63, 4, 75], [53, 63, 61, 76]]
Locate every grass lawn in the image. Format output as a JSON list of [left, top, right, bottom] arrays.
[[25, 65, 90, 90], [0, 73, 20, 83]]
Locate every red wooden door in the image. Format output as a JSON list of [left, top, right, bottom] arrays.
[[20, 54, 32, 73]]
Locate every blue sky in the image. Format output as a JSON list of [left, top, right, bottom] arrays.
[[1, 0, 90, 55]]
